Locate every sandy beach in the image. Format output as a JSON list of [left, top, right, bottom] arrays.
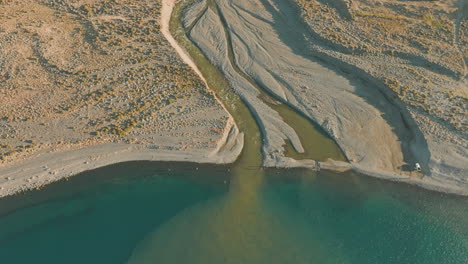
[[0, 119, 243, 198]]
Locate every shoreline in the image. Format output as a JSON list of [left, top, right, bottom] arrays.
[[0, 0, 243, 199], [262, 159, 468, 196], [0, 110, 243, 199], [178, 0, 467, 196], [0, 0, 467, 199]]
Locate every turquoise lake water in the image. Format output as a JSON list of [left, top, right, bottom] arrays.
[[0, 162, 467, 264]]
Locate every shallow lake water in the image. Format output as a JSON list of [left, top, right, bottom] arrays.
[[1, 0, 466, 262], [0, 161, 466, 264]]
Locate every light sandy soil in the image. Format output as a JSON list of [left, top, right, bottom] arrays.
[[0, 0, 466, 197], [183, 0, 467, 195], [295, 0, 468, 193], [0, 0, 242, 198]]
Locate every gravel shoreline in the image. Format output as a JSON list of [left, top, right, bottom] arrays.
[[0, 0, 466, 198]]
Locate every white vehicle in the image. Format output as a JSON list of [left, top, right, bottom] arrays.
[[415, 163, 421, 172]]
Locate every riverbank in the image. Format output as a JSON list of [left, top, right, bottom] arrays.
[[0, 0, 466, 198], [0, 0, 244, 198], [0, 119, 243, 198], [180, 0, 467, 195]]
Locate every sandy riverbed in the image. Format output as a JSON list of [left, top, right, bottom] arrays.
[[0, 0, 466, 197], [181, 0, 467, 195]]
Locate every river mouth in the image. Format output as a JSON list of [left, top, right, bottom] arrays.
[[0, 1, 466, 263]]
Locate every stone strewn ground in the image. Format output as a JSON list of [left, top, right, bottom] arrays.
[[0, 0, 230, 167], [293, 0, 467, 191], [296, 0, 467, 135], [182, 0, 467, 194]]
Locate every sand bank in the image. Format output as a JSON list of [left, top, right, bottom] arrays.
[[0, 0, 466, 198], [181, 0, 467, 195]]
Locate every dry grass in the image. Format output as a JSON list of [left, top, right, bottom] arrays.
[[0, 0, 227, 163], [295, 0, 467, 134]]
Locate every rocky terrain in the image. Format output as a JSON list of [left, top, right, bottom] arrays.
[[0, 0, 466, 196], [0, 0, 242, 196], [297, 0, 467, 133], [0, 0, 236, 162], [294, 0, 467, 190], [182, 0, 467, 194]]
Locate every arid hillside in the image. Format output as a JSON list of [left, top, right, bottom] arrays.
[[296, 0, 467, 135], [0, 0, 231, 166], [293, 0, 467, 186]]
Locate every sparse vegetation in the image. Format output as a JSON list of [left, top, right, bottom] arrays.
[[0, 0, 229, 164], [296, 0, 467, 135]]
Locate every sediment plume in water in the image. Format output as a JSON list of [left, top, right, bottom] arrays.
[[128, 1, 343, 262]]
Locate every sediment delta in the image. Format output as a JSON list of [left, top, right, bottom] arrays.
[[294, 0, 468, 192], [0, 0, 467, 196], [181, 0, 467, 194]]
